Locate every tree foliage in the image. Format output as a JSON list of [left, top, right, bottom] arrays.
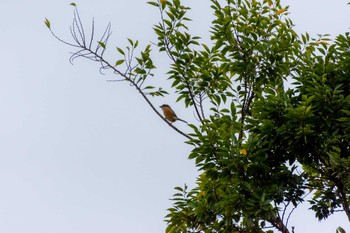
[[46, 0, 350, 232]]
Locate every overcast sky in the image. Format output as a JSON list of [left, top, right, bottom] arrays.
[[1, 1, 350, 233]]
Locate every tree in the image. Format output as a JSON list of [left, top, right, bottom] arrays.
[[45, 0, 350, 232]]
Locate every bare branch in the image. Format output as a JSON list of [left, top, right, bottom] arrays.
[[89, 18, 95, 50]]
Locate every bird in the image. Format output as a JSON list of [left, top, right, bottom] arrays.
[[160, 104, 187, 123]]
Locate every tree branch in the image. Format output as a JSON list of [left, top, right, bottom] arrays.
[[269, 216, 290, 233], [48, 6, 192, 141]]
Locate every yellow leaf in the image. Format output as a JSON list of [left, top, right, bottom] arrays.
[[267, 0, 273, 7], [254, 55, 259, 63], [317, 41, 329, 46], [229, 71, 235, 78], [240, 149, 247, 155], [160, 0, 166, 4], [277, 8, 286, 15]]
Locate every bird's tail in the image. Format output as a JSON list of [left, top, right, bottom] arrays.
[[177, 118, 188, 123]]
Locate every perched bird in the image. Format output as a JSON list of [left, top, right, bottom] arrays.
[[160, 104, 187, 123]]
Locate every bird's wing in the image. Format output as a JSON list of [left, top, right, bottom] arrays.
[[171, 108, 177, 117]]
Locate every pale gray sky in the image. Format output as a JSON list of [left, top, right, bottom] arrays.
[[0, 1, 349, 233]]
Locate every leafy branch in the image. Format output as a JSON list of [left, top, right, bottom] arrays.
[[152, 0, 206, 124], [45, 3, 191, 140]]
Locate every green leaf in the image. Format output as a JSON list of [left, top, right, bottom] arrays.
[[98, 41, 106, 49], [44, 18, 50, 29], [305, 105, 312, 114], [70, 2, 76, 7], [174, 186, 184, 192], [173, 0, 180, 8], [135, 67, 146, 74], [116, 47, 125, 55], [336, 227, 347, 233], [127, 38, 133, 46], [147, 1, 159, 7], [115, 59, 124, 66]]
